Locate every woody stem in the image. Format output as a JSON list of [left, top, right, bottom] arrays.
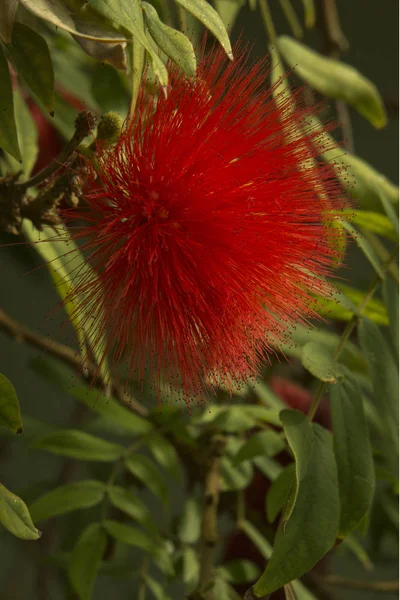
[[15, 111, 97, 192]]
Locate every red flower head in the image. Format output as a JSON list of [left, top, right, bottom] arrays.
[[67, 46, 345, 403]]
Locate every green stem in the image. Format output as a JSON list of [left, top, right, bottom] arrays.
[[259, 0, 278, 45], [138, 557, 150, 600], [308, 244, 399, 421], [129, 41, 140, 123], [279, 0, 303, 39], [307, 381, 326, 422], [100, 438, 145, 520], [362, 230, 400, 283]]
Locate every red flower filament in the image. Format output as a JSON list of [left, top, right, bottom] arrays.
[[67, 47, 345, 402]]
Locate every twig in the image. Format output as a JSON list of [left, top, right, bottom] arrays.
[[321, 0, 349, 54], [321, 575, 399, 593], [279, 0, 303, 39], [362, 230, 400, 283], [196, 434, 226, 599], [0, 307, 148, 418], [15, 112, 97, 192]]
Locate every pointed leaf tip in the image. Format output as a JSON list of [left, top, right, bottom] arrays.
[[0, 374, 23, 434]]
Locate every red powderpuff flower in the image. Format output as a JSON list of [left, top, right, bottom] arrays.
[[66, 46, 345, 402]]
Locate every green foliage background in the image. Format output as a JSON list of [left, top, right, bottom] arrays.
[[0, 1, 398, 599]]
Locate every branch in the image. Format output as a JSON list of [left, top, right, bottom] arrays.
[[321, 0, 349, 54], [0, 306, 148, 418], [16, 112, 97, 192]]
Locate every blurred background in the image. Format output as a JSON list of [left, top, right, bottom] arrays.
[[0, 0, 398, 598]]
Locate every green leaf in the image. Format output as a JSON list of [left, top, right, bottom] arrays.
[[195, 404, 281, 431], [282, 325, 369, 386], [8, 90, 39, 177], [278, 36, 387, 128], [341, 210, 398, 242], [251, 380, 287, 410], [142, 3, 196, 78], [129, 1, 145, 112], [213, 0, 245, 31], [266, 464, 295, 523], [125, 454, 168, 504], [301, 0, 315, 28], [103, 519, 156, 552], [301, 341, 344, 383], [0, 482, 41, 540], [312, 287, 388, 326], [304, 114, 399, 213], [208, 406, 256, 432], [31, 358, 152, 436], [342, 534, 373, 571], [8, 22, 54, 113], [69, 523, 107, 600], [0, 0, 18, 43], [29, 480, 106, 523], [336, 284, 386, 318], [279, 0, 303, 39], [107, 485, 152, 527], [21, 0, 127, 69], [45, 93, 76, 139], [182, 546, 199, 587], [211, 576, 234, 600], [50, 43, 98, 110], [358, 318, 399, 471], [22, 223, 112, 384], [341, 221, 385, 279], [239, 520, 272, 560], [0, 373, 23, 433], [91, 63, 128, 114], [144, 575, 173, 600], [221, 439, 254, 491], [220, 560, 261, 584], [178, 497, 202, 544], [93, 0, 168, 87], [253, 410, 339, 596], [175, 0, 233, 59], [20, 0, 127, 44], [253, 456, 283, 482], [330, 376, 375, 537], [384, 277, 399, 359], [240, 520, 318, 600], [378, 188, 399, 234], [0, 46, 21, 161], [241, 405, 282, 427], [33, 430, 124, 461], [233, 430, 285, 465], [147, 433, 181, 480]]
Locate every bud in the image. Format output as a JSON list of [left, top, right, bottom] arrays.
[[97, 112, 124, 144]]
